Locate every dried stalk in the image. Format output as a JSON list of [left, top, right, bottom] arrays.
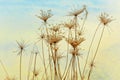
[[27, 52, 34, 80], [87, 26, 105, 80], [62, 57, 73, 80], [19, 50, 23, 80], [41, 39, 48, 80], [62, 29, 71, 78], [33, 53, 38, 80], [0, 60, 9, 77], [77, 56, 83, 80], [82, 23, 101, 78]]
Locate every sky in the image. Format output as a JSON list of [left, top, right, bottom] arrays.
[[0, 0, 120, 80]]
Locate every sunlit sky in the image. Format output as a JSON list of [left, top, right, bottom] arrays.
[[0, 0, 120, 80]]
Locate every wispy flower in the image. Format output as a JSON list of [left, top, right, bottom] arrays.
[[49, 24, 61, 32], [33, 69, 39, 77], [99, 13, 113, 25], [69, 5, 87, 16], [37, 33, 46, 41], [66, 37, 85, 48], [16, 40, 27, 55], [77, 30, 84, 36], [46, 33, 63, 45], [15, 40, 27, 80], [64, 19, 75, 29], [36, 10, 53, 22]]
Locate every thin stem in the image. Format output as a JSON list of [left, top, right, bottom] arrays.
[[33, 53, 37, 80], [77, 56, 82, 80], [62, 57, 73, 80], [48, 44, 53, 80], [82, 23, 101, 77], [87, 66, 93, 80], [62, 29, 70, 78], [27, 52, 34, 80], [92, 26, 105, 62], [20, 50, 23, 80], [41, 39, 48, 80], [74, 16, 77, 40], [54, 43, 58, 80], [50, 44, 57, 80], [0, 60, 9, 77], [80, 9, 88, 32], [44, 22, 49, 36], [54, 60, 57, 80], [70, 66, 73, 80], [41, 63, 50, 80], [87, 26, 105, 80], [72, 56, 76, 80], [57, 60, 62, 79]]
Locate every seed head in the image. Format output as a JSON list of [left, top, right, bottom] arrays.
[[33, 70, 39, 77], [39, 33, 46, 40], [50, 24, 61, 32], [77, 30, 84, 36], [64, 19, 75, 29], [16, 40, 27, 55], [66, 37, 85, 48], [69, 5, 86, 16], [99, 13, 113, 25], [36, 10, 53, 22], [46, 33, 63, 45], [90, 61, 95, 68]]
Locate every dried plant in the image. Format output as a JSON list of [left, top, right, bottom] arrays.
[[46, 33, 63, 45], [99, 12, 113, 26], [69, 5, 87, 17], [87, 13, 113, 80], [15, 40, 27, 80], [66, 37, 85, 48], [32, 48, 39, 80], [33, 69, 39, 77], [64, 19, 76, 30], [49, 24, 61, 32], [27, 51, 34, 80], [0, 60, 9, 78], [36, 10, 53, 23], [1, 5, 114, 80]]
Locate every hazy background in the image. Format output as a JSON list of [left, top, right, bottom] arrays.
[[0, 0, 120, 80]]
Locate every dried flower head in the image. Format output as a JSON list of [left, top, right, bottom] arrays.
[[69, 5, 86, 16], [46, 33, 63, 45], [66, 37, 85, 48], [64, 19, 75, 29], [77, 30, 84, 36], [99, 13, 113, 25], [16, 40, 27, 55], [49, 24, 61, 32], [32, 45, 39, 54], [90, 61, 95, 68], [38, 33, 46, 40], [36, 10, 53, 22], [33, 70, 39, 77]]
